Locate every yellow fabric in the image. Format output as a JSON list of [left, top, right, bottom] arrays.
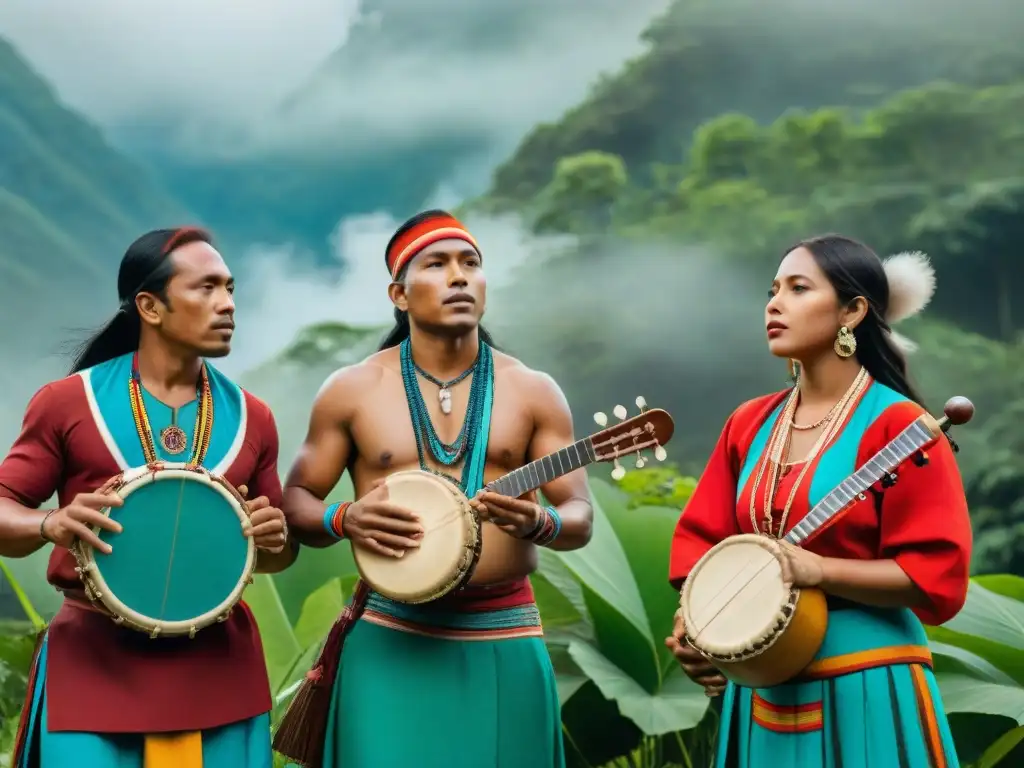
[[143, 731, 203, 768]]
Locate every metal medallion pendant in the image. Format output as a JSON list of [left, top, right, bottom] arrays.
[[160, 425, 188, 455], [439, 387, 452, 415]]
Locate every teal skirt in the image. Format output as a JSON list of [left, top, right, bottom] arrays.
[[715, 607, 959, 767], [321, 594, 565, 768]]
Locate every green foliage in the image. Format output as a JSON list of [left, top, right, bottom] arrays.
[[489, 0, 1024, 203], [534, 152, 629, 235]]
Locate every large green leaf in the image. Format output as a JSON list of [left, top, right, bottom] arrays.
[[928, 581, 1024, 684], [0, 549, 60, 621], [975, 724, 1024, 768], [245, 575, 299, 691], [567, 638, 707, 735], [553, 482, 651, 644], [598, 480, 684, 678], [271, 474, 360, 624], [935, 672, 1024, 724], [0, 559, 44, 631]]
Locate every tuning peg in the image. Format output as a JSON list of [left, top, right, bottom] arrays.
[[613, 405, 627, 420], [635, 455, 646, 469], [611, 460, 626, 481], [654, 445, 667, 462], [635, 396, 647, 411], [593, 412, 608, 427]]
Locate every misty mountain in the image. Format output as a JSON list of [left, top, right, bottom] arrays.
[[0, 37, 192, 352], [137, 0, 671, 259]]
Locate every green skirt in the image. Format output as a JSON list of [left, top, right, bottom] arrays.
[[322, 593, 565, 768]]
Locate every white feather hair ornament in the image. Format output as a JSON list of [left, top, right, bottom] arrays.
[[881, 251, 936, 354]]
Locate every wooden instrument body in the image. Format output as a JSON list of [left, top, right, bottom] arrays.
[[680, 533, 828, 688], [70, 463, 256, 639], [351, 470, 483, 605]]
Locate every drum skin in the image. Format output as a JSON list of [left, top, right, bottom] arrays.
[[352, 470, 482, 605], [680, 533, 828, 688], [72, 465, 255, 638]]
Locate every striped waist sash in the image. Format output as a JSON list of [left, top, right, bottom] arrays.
[[362, 591, 544, 641]]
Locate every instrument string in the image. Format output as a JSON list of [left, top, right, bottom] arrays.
[[158, 478, 188, 620]]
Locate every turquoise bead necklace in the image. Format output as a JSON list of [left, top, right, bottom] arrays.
[[399, 337, 493, 491]]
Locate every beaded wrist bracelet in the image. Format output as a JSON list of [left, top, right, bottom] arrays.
[[323, 502, 351, 540], [524, 506, 562, 547]]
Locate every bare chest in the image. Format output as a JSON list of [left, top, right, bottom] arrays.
[[349, 370, 533, 475]]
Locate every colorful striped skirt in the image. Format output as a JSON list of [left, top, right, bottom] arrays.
[[318, 591, 565, 768], [714, 606, 959, 767]]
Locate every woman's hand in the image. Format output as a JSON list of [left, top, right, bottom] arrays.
[[776, 540, 826, 588], [664, 609, 727, 697]]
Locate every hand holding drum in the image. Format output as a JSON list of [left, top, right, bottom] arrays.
[[665, 609, 727, 697], [344, 479, 425, 558], [42, 477, 124, 554]]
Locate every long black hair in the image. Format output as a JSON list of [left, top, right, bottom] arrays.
[[68, 227, 214, 374], [378, 209, 497, 351], [789, 234, 926, 406]]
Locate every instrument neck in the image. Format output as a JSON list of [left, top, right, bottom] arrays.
[[783, 417, 936, 546], [484, 437, 597, 499]]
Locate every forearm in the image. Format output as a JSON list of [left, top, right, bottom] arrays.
[[283, 485, 344, 548], [819, 557, 928, 610], [255, 537, 299, 574], [543, 497, 592, 552], [0, 498, 50, 558]]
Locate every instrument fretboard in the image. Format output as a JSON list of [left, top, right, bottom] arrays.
[[783, 419, 935, 545], [484, 438, 597, 499]]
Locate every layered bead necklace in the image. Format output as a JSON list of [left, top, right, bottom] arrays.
[[748, 367, 869, 538], [127, 351, 214, 465], [399, 338, 492, 491]]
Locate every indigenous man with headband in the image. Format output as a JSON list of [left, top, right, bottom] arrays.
[[276, 209, 593, 767], [0, 227, 294, 767]]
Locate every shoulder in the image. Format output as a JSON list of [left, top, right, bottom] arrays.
[[240, 388, 275, 426], [313, 349, 393, 414], [858, 382, 928, 444], [494, 351, 567, 404], [31, 374, 87, 412], [727, 390, 789, 431]]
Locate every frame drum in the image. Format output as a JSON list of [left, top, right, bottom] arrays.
[[352, 470, 482, 604], [680, 534, 827, 688], [71, 463, 256, 639]]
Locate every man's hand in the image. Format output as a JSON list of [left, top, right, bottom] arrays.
[[664, 609, 727, 697], [238, 485, 288, 554], [342, 479, 424, 558], [471, 490, 542, 538], [41, 477, 123, 553]]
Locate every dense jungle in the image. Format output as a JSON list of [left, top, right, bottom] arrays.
[[1, 0, 1024, 765]]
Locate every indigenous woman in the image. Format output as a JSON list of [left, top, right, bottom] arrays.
[[666, 235, 971, 767]]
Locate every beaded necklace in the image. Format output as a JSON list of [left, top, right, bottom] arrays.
[[747, 367, 869, 537], [128, 351, 214, 465], [399, 338, 492, 492]]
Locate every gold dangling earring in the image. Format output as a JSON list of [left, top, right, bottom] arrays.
[[834, 326, 857, 358]]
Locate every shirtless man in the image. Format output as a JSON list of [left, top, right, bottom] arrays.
[[275, 209, 593, 768]]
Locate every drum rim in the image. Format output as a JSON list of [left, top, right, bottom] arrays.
[[679, 533, 798, 660], [352, 469, 482, 604], [72, 463, 256, 635]]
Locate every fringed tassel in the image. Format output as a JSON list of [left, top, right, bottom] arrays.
[[272, 581, 371, 767], [10, 629, 46, 768]]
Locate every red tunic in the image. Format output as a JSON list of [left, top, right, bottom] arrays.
[[0, 374, 282, 733], [669, 382, 972, 627]]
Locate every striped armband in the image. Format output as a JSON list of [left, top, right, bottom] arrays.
[[323, 502, 351, 540], [526, 506, 562, 547]]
